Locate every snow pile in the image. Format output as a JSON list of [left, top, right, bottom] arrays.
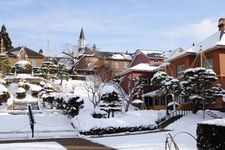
[[72, 109, 166, 132], [0, 84, 8, 94], [132, 99, 143, 104], [30, 84, 42, 92], [17, 87, 26, 93], [201, 118, 225, 127]]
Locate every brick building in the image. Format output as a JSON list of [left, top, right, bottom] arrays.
[[164, 18, 225, 109]]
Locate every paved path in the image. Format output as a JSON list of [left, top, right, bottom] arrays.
[[0, 138, 115, 150]]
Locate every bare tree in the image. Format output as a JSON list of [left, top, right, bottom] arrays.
[[82, 73, 107, 108], [114, 75, 143, 112], [62, 44, 95, 75]]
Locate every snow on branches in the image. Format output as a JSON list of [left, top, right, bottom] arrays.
[[182, 67, 218, 114]]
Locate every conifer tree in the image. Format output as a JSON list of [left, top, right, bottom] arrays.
[[181, 67, 217, 116], [99, 91, 122, 118], [0, 25, 13, 51]]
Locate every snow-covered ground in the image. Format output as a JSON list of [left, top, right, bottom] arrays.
[[72, 109, 166, 132], [0, 142, 66, 150], [0, 112, 77, 139], [90, 111, 216, 150]]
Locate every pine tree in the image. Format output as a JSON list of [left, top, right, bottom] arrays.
[[57, 63, 68, 85], [0, 25, 13, 51], [39, 59, 57, 79], [151, 71, 180, 115], [99, 91, 122, 118], [181, 67, 217, 116]]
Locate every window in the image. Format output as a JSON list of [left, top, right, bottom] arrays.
[[203, 58, 213, 69], [115, 62, 119, 69], [32, 60, 36, 67], [124, 62, 129, 69], [176, 64, 185, 78], [141, 77, 150, 85]]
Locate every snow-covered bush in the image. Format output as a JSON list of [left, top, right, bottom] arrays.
[[54, 93, 84, 117], [15, 60, 32, 74], [18, 81, 30, 91], [0, 84, 10, 104], [30, 84, 42, 97], [197, 123, 225, 150], [16, 87, 26, 98]]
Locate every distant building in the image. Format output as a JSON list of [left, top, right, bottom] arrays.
[[66, 28, 134, 80], [6, 46, 45, 70]]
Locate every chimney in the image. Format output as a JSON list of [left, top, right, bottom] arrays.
[[39, 49, 43, 54], [218, 18, 225, 31]]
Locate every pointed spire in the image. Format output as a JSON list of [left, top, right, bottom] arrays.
[[79, 27, 85, 40], [93, 44, 96, 51], [1, 25, 6, 33]]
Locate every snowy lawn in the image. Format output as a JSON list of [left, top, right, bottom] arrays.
[[0, 112, 77, 139], [72, 109, 166, 132], [90, 111, 216, 150]]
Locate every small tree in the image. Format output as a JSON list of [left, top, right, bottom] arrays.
[[82, 74, 106, 108], [39, 60, 57, 79], [54, 93, 84, 117], [99, 91, 122, 118], [182, 67, 217, 117], [151, 71, 180, 114], [57, 63, 68, 85], [15, 60, 32, 74], [0, 54, 11, 77]]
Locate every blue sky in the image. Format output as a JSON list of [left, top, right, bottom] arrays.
[[0, 0, 225, 55]]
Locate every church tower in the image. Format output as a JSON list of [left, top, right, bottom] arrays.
[[78, 27, 87, 50]]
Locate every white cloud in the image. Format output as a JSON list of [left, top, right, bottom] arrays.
[[166, 18, 218, 41]]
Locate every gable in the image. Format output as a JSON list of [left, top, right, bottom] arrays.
[[17, 47, 28, 60], [130, 53, 150, 67]]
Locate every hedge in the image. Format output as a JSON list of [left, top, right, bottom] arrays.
[[80, 125, 156, 135], [197, 123, 225, 150]]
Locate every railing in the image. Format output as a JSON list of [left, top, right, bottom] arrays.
[[165, 132, 197, 150]]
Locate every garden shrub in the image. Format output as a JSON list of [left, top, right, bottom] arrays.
[[54, 93, 84, 117], [197, 123, 225, 150]]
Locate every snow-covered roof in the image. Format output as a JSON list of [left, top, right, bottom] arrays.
[[119, 63, 160, 76], [110, 53, 132, 60], [137, 49, 164, 56], [166, 30, 225, 62], [142, 90, 159, 97]]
